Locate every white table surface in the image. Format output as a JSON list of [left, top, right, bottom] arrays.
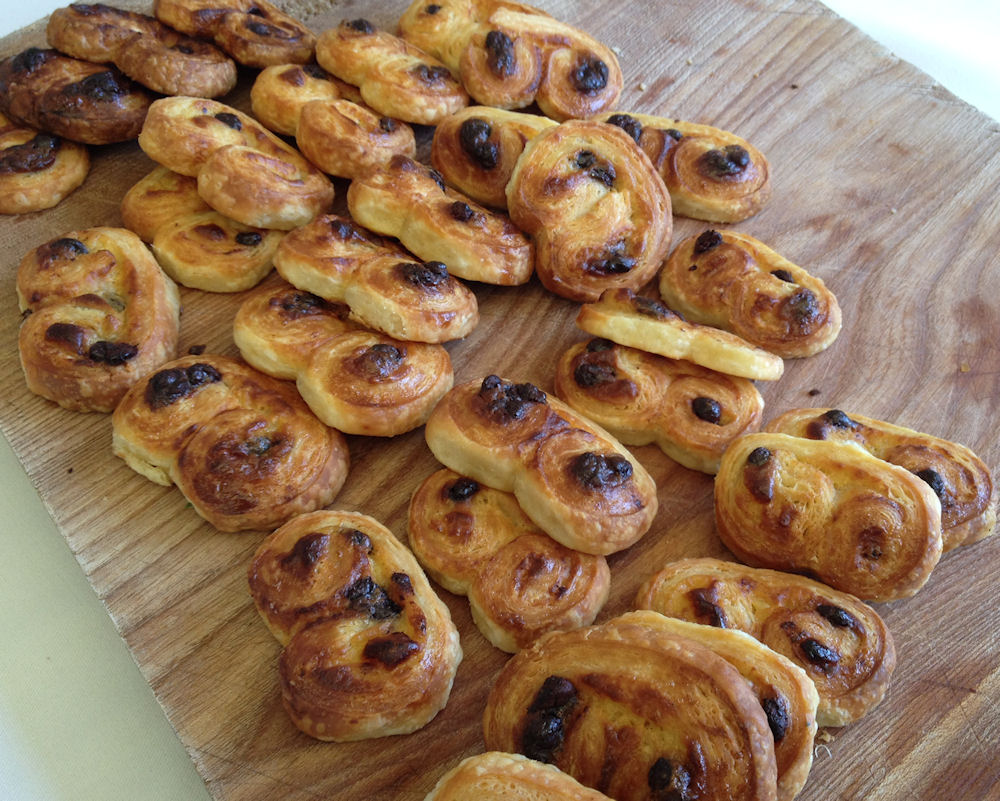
[[1, 2, 998, 800]]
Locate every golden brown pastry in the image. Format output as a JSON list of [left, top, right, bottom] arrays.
[[659, 230, 842, 358], [273, 214, 479, 343], [111, 354, 349, 532], [120, 165, 211, 243], [576, 288, 784, 381], [137, 96, 333, 230], [596, 111, 771, 222], [635, 557, 897, 727], [506, 120, 672, 301], [248, 509, 462, 741], [430, 105, 557, 209], [554, 337, 764, 474], [315, 18, 468, 126], [483, 613, 779, 801], [16, 228, 180, 413], [766, 408, 996, 551], [424, 376, 658, 555], [408, 468, 610, 651], [347, 154, 533, 285], [0, 113, 89, 214], [153, 0, 315, 67], [425, 752, 615, 801], [715, 432, 943, 602], [399, 0, 623, 121], [234, 281, 454, 436], [46, 3, 237, 97], [249, 62, 362, 136], [0, 47, 151, 145]]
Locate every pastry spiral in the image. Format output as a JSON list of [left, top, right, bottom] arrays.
[[715, 432, 943, 602], [659, 230, 842, 358], [248, 509, 462, 741], [16, 228, 180, 412], [408, 468, 610, 651], [111, 354, 349, 532], [0, 112, 89, 215], [635, 557, 897, 727], [347, 154, 533, 285], [554, 337, 764, 474], [506, 120, 672, 301], [249, 62, 362, 136], [424, 375, 658, 555], [120, 166, 211, 243]]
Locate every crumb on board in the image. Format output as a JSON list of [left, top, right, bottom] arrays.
[[686, 58, 693, 65], [960, 362, 971, 372], [807, 388, 821, 396], [638, 81, 647, 91], [817, 730, 835, 743], [611, 44, 622, 55], [890, 207, 898, 214]]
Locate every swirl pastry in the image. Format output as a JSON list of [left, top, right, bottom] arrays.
[[398, 0, 623, 121], [111, 354, 349, 532], [506, 119, 672, 302], [46, 3, 237, 97], [234, 281, 453, 436], [315, 19, 468, 126], [248, 509, 462, 741], [715, 432, 943, 602], [16, 228, 180, 413], [137, 96, 333, 230], [596, 111, 772, 223], [554, 337, 763, 474], [0, 47, 151, 145], [635, 557, 897, 727], [347, 154, 533, 285], [659, 230, 842, 358], [153, 0, 316, 67], [120, 165, 211, 243], [424, 375, 658, 555], [766, 408, 996, 551], [274, 214, 479, 343], [483, 613, 779, 801], [408, 468, 610, 651], [576, 288, 784, 381], [249, 62, 362, 136], [430, 105, 557, 209], [0, 113, 89, 215]]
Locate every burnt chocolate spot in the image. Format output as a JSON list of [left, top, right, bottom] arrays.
[[144, 362, 222, 409], [345, 18, 375, 33], [800, 638, 840, 670], [816, 603, 858, 629], [0, 134, 60, 175], [271, 290, 329, 317], [12, 47, 49, 74], [246, 19, 281, 37], [449, 201, 475, 222], [484, 29, 515, 77], [783, 289, 819, 325], [761, 695, 789, 742], [39, 237, 88, 263], [426, 3, 441, 13], [88, 340, 138, 365], [378, 116, 397, 133], [73, 70, 127, 100], [693, 229, 723, 254], [585, 247, 634, 275], [479, 375, 547, 421], [345, 528, 373, 552], [399, 260, 449, 289], [605, 113, 642, 143], [858, 526, 884, 561], [281, 532, 329, 571], [688, 586, 726, 628], [586, 338, 615, 352], [665, 128, 684, 141], [303, 63, 328, 80], [589, 164, 616, 187], [235, 231, 263, 247], [701, 144, 751, 177], [771, 269, 795, 283], [571, 451, 633, 489], [214, 111, 242, 130], [634, 295, 672, 318], [363, 632, 419, 667], [575, 150, 596, 169], [648, 757, 692, 799], [391, 572, 414, 595], [247, 5, 264, 14], [522, 675, 578, 764], [692, 397, 722, 424], [345, 576, 401, 620], [447, 477, 480, 502], [571, 57, 609, 93], [329, 218, 366, 241], [427, 168, 447, 191], [916, 468, 946, 499], [356, 343, 404, 378], [574, 361, 616, 387], [413, 63, 451, 83], [747, 446, 771, 466], [45, 322, 87, 353], [459, 118, 498, 169]]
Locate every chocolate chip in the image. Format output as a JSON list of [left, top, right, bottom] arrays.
[[521, 676, 578, 764], [570, 451, 633, 489], [303, 63, 328, 80], [459, 118, 498, 169], [571, 57, 609, 93], [574, 361, 616, 387], [345, 18, 375, 33], [447, 477, 480, 502], [800, 638, 840, 670], [44, 322, 87, 353], [915, 468, 946, 499], [822, 409, 855, 429], [363, 632, 419, 667], [144, 362, 221, 409], [449, 201, 475, 222], [281, 532, 329, 571], [701, 144, 751, 177], [605, 113, 642, 143], [784, 289, 819, 324], [688, 586, 726, 628], [40, 237, 88, 261], [425, 3, 441, 12], [648, 757, 691, 798], [413, 63, 451, 83], [816, 603, 858, 629], [346, 528, 373, 552], [345, 576, 401, 620], [691, 397, 722, 424], [399, 261, 449, 288], [235, 231, 263, 247], [484, 29, 515, 77], [586, 338, 615, 352], [575, 150, 596, 169], [427, 168, 447, 191], [88, 340, 138, 365], [356, 343, 404, 378], [246, 19, 280, 36], [214, 112, 242, 130], [479, 375, 547, 421], [73, 70, 127, 101], [0, 134, 60, 175], [761, 695, 789, 742], [693, 229, 723, 254], [747, 446, 771, 466], [378, 116, 397, 133], [12, 47, 49, 74], [771, 269, 795, 283]]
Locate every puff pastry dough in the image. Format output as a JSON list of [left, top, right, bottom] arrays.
[[248, 509, 462, 741], [0, 113, 88, 214], [715, 432, 943, 602], [120, 166, 212, 243], [635, 557, 896, 727], [424, 375, 658, 555]]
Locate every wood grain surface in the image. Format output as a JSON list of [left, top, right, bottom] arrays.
[[2, 1, 999, 799]]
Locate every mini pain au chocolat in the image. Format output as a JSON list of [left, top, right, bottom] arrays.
[[250, 62, 363, 136], [635, 557, 897, 728], [120, 166, 211, 243], [248, 510, 462, 741], [715, 432, 943, 602], [111, 354, 349, 532], [408, 468, 610, 652], [0, 112, 88, 215], [424, 375, 658, 556]]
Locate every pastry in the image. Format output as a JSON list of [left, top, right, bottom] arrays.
[[248, 509, 462, 741], [347, 154, 533, 285], [16, 228, 180, 413], [596, 111, 771, 222], [111, 354, 349, 532], [315, 18, 468, 126], [408, 468, 610, 651], [234, 281, 454, 436], [766, 407, 996, 551], [398, 0, 623, 121], [153, 0, 316, 67], [429, 105, 557, 209], [483, 613, 778, 801], [715, 432, 943, 602], [635, 557, 897, 727], [506, 119, 672, 302], [46, 3, 237, 97], [273, 214, 479, 343], [120, 165, 211, 243], [424, 375, 658, 555], [249, 62, 362, 136], [554, 337, 764, 474], [137, 96, 333, 230], [576, 288, 784, 381], [659, 230, 842, 358], [0, 112, 89, 214], [0, 47, 151, 144]]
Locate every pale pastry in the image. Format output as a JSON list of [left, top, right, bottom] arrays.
[[0, 112, 88, 214]]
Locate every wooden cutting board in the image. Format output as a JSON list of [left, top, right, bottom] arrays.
[[2, 1, 998, 799]]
